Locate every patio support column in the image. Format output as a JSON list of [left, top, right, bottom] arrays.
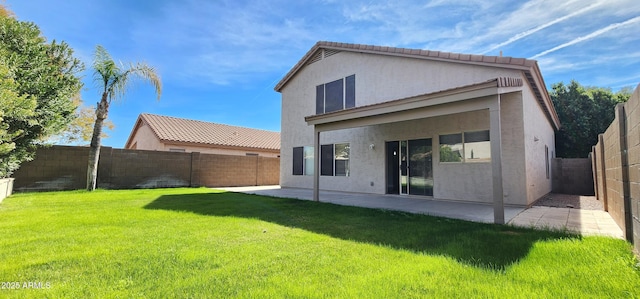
[[490, 94, 505, 224], [313, 127, 320, 202]]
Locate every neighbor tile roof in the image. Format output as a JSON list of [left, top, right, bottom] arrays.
[[129, 113, 280, 151]]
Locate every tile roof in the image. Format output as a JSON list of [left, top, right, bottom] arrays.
[[127, 113, 280, 151]]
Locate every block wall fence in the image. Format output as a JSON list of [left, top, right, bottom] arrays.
[[12, 145, 279, 191], [551, 158, 594, 196], [592, 83, 640, 254]]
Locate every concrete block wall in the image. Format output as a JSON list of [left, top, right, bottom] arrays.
[[551, 158, 594, 195], [100, 147, 193, 189], [623, 86, 640, 251], [12, 145, 280, 192], [197, 154, 257, 187], [592, 83, 640, 253], [603, 108, 626, 235], [13, 146, 89, 191]]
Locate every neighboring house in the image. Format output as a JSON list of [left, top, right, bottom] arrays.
[[275, 41, 560, 223], [125, 113, 280, 158]]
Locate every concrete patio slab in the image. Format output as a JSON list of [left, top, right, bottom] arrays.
[[508, 206, 623, 238], [217, 186, 624, 239], [218, 186, 524, 224]]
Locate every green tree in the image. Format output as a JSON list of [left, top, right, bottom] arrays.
[[0, 8, 83, 177], [0, 63, 37, 177], [550, 80, 631, 158], [87, 45, 161, 190]]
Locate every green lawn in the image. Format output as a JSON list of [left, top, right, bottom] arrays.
[[0, 188, 638, 298]]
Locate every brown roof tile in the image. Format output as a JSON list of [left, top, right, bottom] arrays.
[[132, 114, 280, 151]]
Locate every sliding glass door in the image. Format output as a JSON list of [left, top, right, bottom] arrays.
[[386, 138, 433, 196], [408, 138, 433, 196]]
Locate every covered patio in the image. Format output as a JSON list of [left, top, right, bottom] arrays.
[[305, 78, 525, 224]]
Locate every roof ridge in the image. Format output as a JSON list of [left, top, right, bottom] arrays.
[[317, 41, 527, 63], [140, 113, 280, 133]]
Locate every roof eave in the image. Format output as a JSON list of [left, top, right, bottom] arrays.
[[161, 140, 280, 153], [124, 116, 144, 148], [525, 63, 561, 130]]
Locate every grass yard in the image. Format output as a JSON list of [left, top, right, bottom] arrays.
[[0, 188, 638, 298]]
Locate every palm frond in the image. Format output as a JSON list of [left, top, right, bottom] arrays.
[[130, 62, 162, 100], [92, 45, 162, 103], [92, 45, 121, 95]]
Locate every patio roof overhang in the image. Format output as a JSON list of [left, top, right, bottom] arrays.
[[306, 77, 523, 224], [306, 77, 523, 132]]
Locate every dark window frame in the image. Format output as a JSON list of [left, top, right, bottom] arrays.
[[316, 74, 356, 114], [321, 144, 334, 176], [293, 147, 303, 175]]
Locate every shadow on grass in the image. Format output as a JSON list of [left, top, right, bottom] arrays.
[[144, 191, 580, 270]]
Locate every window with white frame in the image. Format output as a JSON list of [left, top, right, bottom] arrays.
[[439, 130, 490, 163]]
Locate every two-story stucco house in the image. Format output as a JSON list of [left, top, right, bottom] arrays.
[[275, 41, 560, 223]]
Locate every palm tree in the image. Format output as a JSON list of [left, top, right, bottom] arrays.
[[86, 45, 161, 191]]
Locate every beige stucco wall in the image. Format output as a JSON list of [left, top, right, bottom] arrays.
[[522, 87, 555, 204], [280, 50, 551, 205], [128, 123, 279, 158], [499, 92, 527, 206], [129, 124, 164, 150]]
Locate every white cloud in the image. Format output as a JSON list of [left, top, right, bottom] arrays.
[[479, 1, 604, 54], [537, 51, 640, 74], [530, 16, 640, 59]]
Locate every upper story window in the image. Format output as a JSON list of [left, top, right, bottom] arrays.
[[316, 75, 355, 114]]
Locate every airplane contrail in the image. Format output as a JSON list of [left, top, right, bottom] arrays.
[[530, 15, 640, 59], [481, 1, 603, 55]]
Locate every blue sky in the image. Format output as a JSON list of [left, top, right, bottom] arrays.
[[6, 0, 640, 148]]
